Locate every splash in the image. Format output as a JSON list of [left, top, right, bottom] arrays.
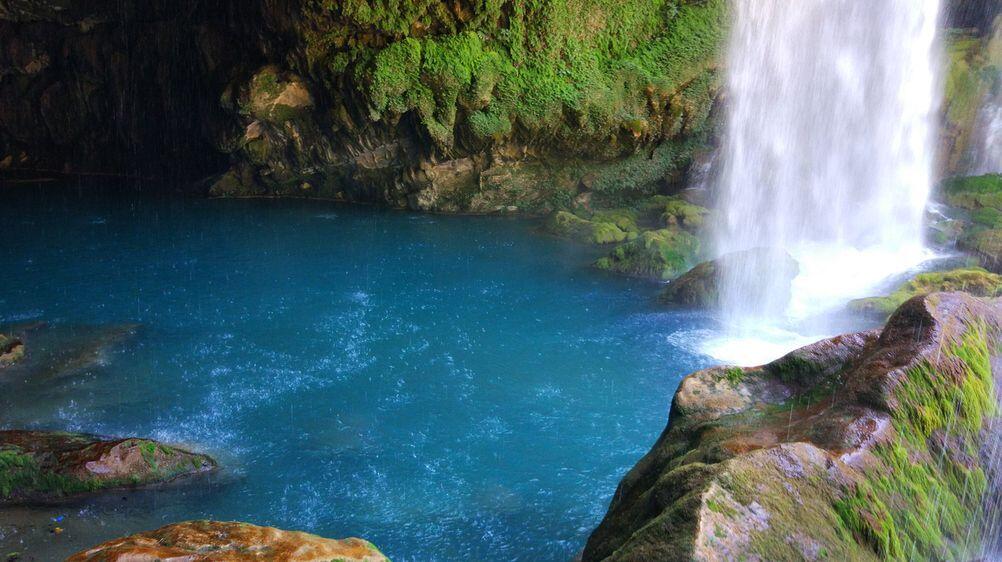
[[708, 0, 941, 365]]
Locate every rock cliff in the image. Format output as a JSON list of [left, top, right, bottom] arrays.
[[583, 292, 1000, 561]]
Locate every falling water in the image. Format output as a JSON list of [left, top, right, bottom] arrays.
[[971, 96, 1002, 174], [970, 16, 1001, 175], [706, 0, 941, 365]]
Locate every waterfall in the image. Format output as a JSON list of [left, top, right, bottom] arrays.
[[706, 0, 941, 365]]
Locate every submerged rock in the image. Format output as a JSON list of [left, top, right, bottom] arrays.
[[583, 292, 1000, 561], [659, 248, 799, 307], [0, 333, 24, 365], [0, 431, 215, 504], [849, 267, 1002, 318], [66, 520, 389, 562]]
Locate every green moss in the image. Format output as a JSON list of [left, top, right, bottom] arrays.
[[318, 0, 726, 155], [723, 367, 744, 385], [141, 442, 159, 472], [833, 326, 997, 561], [848, 268, 1002, 318], [941, 30, 1000, 173], [942, 174, 1002, 211], [661, 196, 708, 230], [543, 210, 632, 244], [594, 228, 700, 280], [0, 446, 102, 499]]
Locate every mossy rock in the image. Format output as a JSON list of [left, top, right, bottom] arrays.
[[661, 197, 709, 231], [0, 431, 215, 504], [595, 228, 700, 281], [961, 227, 1002, 272], [849, 267, 1002, 319], [659, 248, 799, 308], [942, 174, 1002, 211], [582, 293, 1001, 562], [542, 210, 634, 245]]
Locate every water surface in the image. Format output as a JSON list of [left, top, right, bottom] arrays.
[[0, 186, 716, 561]]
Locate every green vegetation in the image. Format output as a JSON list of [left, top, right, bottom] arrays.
[[848, 267, 1002, 318], [833, 326, 996, 561], [940, 174, 1002, 270], [542, 210, 635, 244], [943, 174, 1002, 212], [0, 446, 101, 499], [306, 0, 726, 155], [594, 228, 700, 280], [942, 30, 1000, 174], [722, 367, 744, 385]]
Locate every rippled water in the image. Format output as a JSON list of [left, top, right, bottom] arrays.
[[0, 185, 717, 561]]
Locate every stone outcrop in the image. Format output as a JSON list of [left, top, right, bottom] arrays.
[[583, 292, 1000, 561], [66, 520, 389, 562], [0, 430, 215, 503]]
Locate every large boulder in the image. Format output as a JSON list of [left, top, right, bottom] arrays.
[[67, 520, 389, 562], [659, 248, 799, 307], [0, 430, 215, 503], [583, 292, 1001, 561]]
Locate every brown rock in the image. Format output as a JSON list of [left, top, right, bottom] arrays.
[[0, 430, 215, 504], [67, 520, 389, 562]]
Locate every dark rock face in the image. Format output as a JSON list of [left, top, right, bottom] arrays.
[[0, 1, 253, 181], [0, 430, 215, 503], [583, 292, 1001, 561], [67, 520, 389, 562], [0, 0, 726, 210]]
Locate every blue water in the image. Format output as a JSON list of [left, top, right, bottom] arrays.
[[0, 186, 716, 561]]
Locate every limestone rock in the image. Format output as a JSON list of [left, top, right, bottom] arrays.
[[66, 520, 388, 562]]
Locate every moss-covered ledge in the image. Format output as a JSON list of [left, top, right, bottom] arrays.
[[582, 292, 1000, 561]]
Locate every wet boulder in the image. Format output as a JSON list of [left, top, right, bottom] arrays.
[[583, 292, 1001, 561], [67, 520, 389, 562], [659, 248, 799, 307], [0, 431, 215, 504]]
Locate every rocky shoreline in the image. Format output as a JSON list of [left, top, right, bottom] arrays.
[[582, 292, 1000, 561]]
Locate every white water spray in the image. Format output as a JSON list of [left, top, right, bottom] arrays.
[[971, 17, 1001, 175], [706, 0, 941, 365]]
